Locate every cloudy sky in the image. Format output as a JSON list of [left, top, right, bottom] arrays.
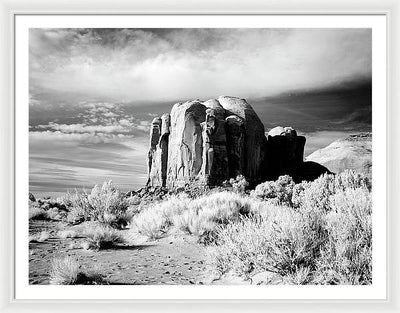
[[29, 28, 372, 197]]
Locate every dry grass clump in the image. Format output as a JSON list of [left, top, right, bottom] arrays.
[[49, 256, 80, 284], [49, 256, 104, 285], [82, 224, 125, 250], [131, 195, 190, 240], [133, 191, 263, 243]]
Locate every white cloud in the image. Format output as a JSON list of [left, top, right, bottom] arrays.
[[39, 123, 128, 134], [29, 93, 41, 106], [29, 130, 123, 144], [30, 28, 372, 103]]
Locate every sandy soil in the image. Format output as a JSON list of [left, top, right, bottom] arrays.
[[29, 220, 211, 285]]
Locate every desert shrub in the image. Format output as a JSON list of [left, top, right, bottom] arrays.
[[61, 190, 91, 224], [223, 175, 249, 193], [294, 174, 336, 212], [209, 203, 326, 280], [313, 187, 372, 285], [66, 205, 86, 224], [49, 256, 104, 285], [82, 224, 125, 250], [87, 181, 129, 224], [132, 206, 169, 240], [46, 207, 62, 220], [334, 170, 372, 192], [58, 190, 87, 208], [29, 207, 49, 220], [292, 170, 371, 211], [57, 229, 79, 239], [126, 195, 141, 206], [29, 230, 51, 243], [208, 173, 372, 285], [252, 175, 295, 206], [62, 182, 131, 226], [230, 175, 249, 193]]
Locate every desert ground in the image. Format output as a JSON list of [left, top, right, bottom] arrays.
[[29, 171, 372, 286]]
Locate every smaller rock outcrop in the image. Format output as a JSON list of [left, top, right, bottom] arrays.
[[264, 126, 306, 181]]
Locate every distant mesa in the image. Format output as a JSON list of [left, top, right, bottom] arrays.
[[146, 96, 336, 188], [307, 132, 372, 175]]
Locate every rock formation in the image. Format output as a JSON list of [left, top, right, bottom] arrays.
[[306, 132, 372, 175], [146, 96, 331, 188], [146, 117, 161, 186], [264, 126, 306, 180]]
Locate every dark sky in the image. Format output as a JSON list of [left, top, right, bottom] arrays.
[[29, 28, 372, 197]]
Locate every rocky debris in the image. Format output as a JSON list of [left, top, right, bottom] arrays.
[[306, 132, 372, 175], [33, 198, 68, 212], [125, 186, 172, 208], [29, 192, 36, 202], [127, 182, 211, 207]]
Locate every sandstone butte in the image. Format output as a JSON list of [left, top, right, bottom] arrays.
[[146, 95, 332, 188]]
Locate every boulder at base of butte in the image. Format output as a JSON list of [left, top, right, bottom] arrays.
[[306, 132, 372, 175]]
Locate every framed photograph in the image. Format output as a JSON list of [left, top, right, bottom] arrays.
[[1, 0, 399, 311]]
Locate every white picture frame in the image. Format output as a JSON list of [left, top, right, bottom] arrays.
[[1, 0, 399, 312]]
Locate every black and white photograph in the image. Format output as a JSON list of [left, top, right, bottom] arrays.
[[26, 25, 374, 288]]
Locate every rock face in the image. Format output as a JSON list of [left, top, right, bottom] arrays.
[[147, 114, 171, 187], [146, 117, 162, 186], [225, 115, 245, 179], [167, 101, 207, 187], [146, 96, 333, 187], [306, 133, 372, 175]]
